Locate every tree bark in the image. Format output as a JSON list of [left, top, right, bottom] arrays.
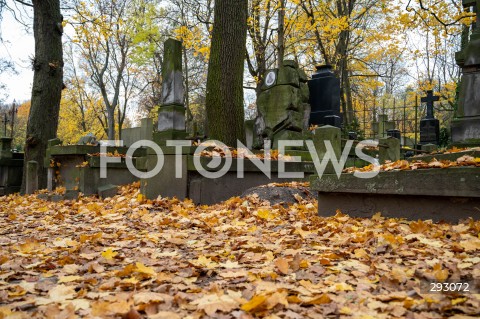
[[205, 0, 247, 146], [21, 0, 63, 192], [277, 0, 286, 68]]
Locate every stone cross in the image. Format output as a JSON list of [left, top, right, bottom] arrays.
[[2, 113, 9, 136], [421, 90, 439, 119]]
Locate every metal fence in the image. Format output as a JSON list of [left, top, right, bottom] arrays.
[[343, 96, 455, 147]]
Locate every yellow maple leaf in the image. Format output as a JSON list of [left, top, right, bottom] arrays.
[[305, 294, 331, 305], [241, 295, 267, 312], [432, 263, 449, 282], [194, 255, 218, 269], [101, 248, 118, 260], [256, 209, 275, 220], [135, 262, 156, 277]]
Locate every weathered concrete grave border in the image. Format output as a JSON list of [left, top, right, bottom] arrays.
[[310, 126, 480, 222], [311, 167, 480, 222], [141, 146, 315, 205], [45, 143, 146, 197]]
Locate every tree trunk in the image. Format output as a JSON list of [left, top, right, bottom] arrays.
[[205, 0, 248, 146], [277, 0, 286, 68], [21, 0, 63, 192], [107, 108, 115, 140]]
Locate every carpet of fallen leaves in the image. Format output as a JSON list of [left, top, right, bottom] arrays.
[[1, 183, 480, 319], [344, 155, 480, 174]]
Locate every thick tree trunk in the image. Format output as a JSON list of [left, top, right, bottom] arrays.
[[205, 0, 247, 146], [21, 0, 63, 192]]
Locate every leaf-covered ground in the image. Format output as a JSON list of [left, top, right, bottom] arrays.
[[0, 183, 479, 319]]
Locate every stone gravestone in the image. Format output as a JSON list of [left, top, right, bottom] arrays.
[[254, 60, 310, 149], [372, 114, 395, 138], [122, 118, 154, 147], [155, 38, 187, 143], [452, 0, 480, 146], [419, 90, 440, 145], [308, 65, 341, 128], [0, 137, 23, 195], [77, 133, 98, 146]]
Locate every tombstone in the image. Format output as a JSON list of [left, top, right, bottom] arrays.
[[155, 38, 187, 143], [379, 137, 400, 164], [308, 65, 341, 128], [254, 60, 310, 149], [0, 137, 23, 195], [419, 90, 440, 145], [0, 137, 12, 159], [122, 118, 154, 147], [452, 0, 480, 146], [244, 119, 255, 149], [77, 133, 98, 146], [372, 114, 395, 138]]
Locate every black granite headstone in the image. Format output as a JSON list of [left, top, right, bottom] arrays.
[[420, 119, 440, 144], [308, 65, 341, 128], [420, 90, 440, 144]]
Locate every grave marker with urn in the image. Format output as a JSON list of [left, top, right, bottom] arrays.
[[420, 90, 440, 145]]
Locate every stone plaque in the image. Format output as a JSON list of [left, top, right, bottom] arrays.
[[265, 70, 277, 87]]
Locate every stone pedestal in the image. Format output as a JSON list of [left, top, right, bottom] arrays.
[[420, 118, 440, 145], [452, 3, 480, 146], [158, 105, 186, 131], [312, 125, 341, 174]]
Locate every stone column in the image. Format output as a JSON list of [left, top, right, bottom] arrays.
[[452, 0, 480, 146], [155, 39, 187, 144]]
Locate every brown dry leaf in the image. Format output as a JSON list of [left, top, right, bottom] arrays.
[[304, 294, 331, 305], [1, 182, 480, 319], [459, 236, 480, 251], [191, 293, 240, 316], [274, 258, 289, 275]]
